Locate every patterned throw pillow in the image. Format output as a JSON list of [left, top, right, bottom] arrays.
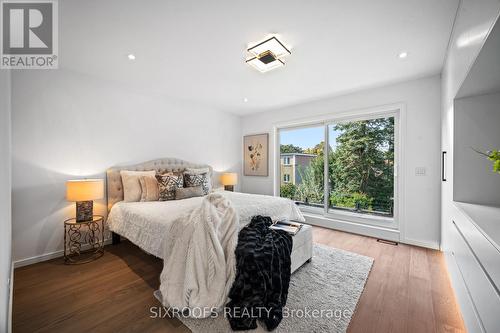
[[184, 171, 210, 195], [156, 172, 184, 201]]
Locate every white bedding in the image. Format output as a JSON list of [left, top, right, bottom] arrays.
[[107, 191, 305, 258], [156, 193, 239, 314]]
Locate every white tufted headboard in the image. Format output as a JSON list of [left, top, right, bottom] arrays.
[[106, 158, 213, 211]]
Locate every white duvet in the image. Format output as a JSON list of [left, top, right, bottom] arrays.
[[107, 191, 305, 316], [107, 191, 305, 259]]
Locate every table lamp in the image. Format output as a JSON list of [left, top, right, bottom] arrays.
[[220, 173, 238, 192], [66, 179, 104, 222]]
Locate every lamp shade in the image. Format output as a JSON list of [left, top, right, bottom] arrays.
[[66, 179, 104, 202], [220, 173, 238, 186]]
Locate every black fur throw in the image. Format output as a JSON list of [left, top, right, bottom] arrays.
[[226, 215, 293, 331]]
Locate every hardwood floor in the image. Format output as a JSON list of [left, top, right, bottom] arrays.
[[314, 228, 466, 333], [13, 227, 465, 333]]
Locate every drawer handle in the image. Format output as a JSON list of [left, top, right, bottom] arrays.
[[442, 151, 447, 181]]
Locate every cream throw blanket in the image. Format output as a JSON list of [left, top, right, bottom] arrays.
[[156, 193, 239, 316]]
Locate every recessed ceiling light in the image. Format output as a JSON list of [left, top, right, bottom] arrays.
[[398, 51, 408, 59], [243, 98, 248, 103], [127, 54, 136, 60], [246, 36, 291, 73]]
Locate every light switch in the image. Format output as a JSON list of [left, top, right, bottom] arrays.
[[415, 167, 426, 176]]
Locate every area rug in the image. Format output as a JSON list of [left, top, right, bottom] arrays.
[[179, 244, 374, 333]]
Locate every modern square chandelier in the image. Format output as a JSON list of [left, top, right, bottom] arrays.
[[246, 36, 291, 73]]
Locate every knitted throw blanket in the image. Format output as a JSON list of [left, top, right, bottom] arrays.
[[156, 193, 239, 316]]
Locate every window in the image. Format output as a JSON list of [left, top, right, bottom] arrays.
[[278, 111, 398, 226], [283, 156, 291, 165], [279, 126, 325, 209], [328, 117, 395, 217]]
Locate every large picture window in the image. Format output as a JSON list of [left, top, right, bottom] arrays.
[[278, 112, 398, 225], [279, 126, 325, 208]]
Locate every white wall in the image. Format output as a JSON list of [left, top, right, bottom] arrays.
[[441, 1, 500, 332], [0, 70, 12, 330], [11, 69, 241, 264], [241, 75, 442, 248], [454, 92, 500, 206]]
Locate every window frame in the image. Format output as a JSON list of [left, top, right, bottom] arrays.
[[274, 106, 401, 230]]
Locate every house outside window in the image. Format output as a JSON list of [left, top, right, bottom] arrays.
[[280, 153, 315, 187]]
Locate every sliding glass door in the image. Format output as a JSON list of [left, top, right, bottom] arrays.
[[327, 116, 395, 218], [278, 125, 325, 210], [278, 111, 398, 227]]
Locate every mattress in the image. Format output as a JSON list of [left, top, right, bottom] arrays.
[[107, 191, 306, 259]]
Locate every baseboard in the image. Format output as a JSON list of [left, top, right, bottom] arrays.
[[13, 238, 112, 268], [401, 237, 440, 250], [8, 263, 13, 333], [303, 213, 401, 243], [303, 213, 441, 250]]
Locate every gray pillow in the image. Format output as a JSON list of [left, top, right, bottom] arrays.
[[175, 186, 204, 200]]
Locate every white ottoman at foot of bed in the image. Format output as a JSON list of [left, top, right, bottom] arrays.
[[291, 224, 313, 273]]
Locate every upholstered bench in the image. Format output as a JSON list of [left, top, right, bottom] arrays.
[[290, 223, 313, 273]]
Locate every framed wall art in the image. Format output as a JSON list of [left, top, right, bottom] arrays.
[[243, 133, 269, 176]]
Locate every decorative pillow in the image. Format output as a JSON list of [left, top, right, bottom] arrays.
[[139, 175, 159, 202], [120, 170, 156, 202], [156, 172, 184, 201], [184, 170, 211, 195], [175, 186, 204, 200]]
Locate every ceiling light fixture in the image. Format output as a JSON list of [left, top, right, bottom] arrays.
[[398, 51, 408, 59], [243, 98, 248, 103], [127, 54, 136, 60], [246, 36, 291, 73]]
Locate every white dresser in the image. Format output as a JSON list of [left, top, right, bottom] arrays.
[[448, 202, 500, 333]]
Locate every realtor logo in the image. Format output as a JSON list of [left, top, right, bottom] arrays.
[[1, 0, 58, 69]]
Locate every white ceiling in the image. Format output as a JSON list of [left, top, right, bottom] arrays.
[[60, 0, 459, 115]]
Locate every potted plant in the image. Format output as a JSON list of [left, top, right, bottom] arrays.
[[473, 148, 500, 175]]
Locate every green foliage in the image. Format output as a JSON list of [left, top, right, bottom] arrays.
[[473, 148, 500, 175], [329, 192, 373, 210], [304, 142, 325, 155], [280, 183, 297, 199], [293, 143, 332, 205], [280, 144, 304, 154], [329, 118, 394, 214], [295, 163, 324, 204], [281, 118, 395, 215], [488, 150, 500, 174]]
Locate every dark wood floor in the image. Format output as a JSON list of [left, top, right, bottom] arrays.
[[13, 227, 465, 333]]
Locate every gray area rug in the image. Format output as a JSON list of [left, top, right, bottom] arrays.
[[179, 244, 374, 333]]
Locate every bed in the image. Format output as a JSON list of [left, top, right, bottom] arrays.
[[106, 158, 313, 273]]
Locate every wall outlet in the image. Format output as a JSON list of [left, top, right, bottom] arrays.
[[415, 167, 426, 176]]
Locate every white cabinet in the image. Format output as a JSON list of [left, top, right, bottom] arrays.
[[449, 204, 500, 333]]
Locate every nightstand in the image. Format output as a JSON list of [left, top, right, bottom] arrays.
[[64, 215, 105, 264]]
